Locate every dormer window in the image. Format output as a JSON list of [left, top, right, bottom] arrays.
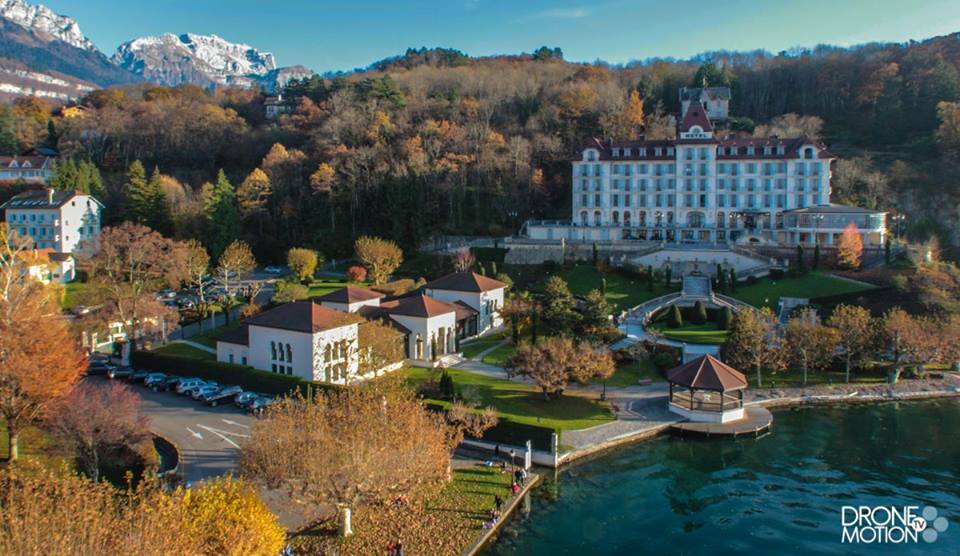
[[667, 147, 675, 156], [763, 147, 771, 155], [639, 148, 646, 157], [9, 161, 17, 168], [586, 150, 598, 161], [746, 147, 755, 156], [22, 161, 31, 168], [804, 147, 815, 159], [624, 148, 631, 157], [613, 148, 621, 157], [654, 148, 662, 156], [777, 146, 785, 155]]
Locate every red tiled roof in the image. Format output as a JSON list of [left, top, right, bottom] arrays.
[[666, 354, 748, 392], [677, 102, 713, 134], [424, 271, 507, 293], [243, 301, 361, 334], [314, 286, 384, 304], [379, 294, 458, 318]]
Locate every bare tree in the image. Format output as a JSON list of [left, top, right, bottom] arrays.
[[216, 240, 257, 300], [451, 247, 475, 272], [81, 222, 186, 349], [46, 382, 151, 482], [179, 239, 211, 317], [240, 381, 451, 536]]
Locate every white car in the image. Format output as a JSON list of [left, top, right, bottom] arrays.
[[192, 385, 219, 400], [175, 378, 205, 395], [264, 265, 284, 274]]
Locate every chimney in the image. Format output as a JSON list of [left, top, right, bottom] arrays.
[[46, 188, 54, 204]]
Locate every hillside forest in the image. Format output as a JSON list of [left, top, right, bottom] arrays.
[[2, 38, 960, 261]]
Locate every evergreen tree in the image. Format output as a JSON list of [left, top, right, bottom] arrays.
[[664, 265, 672, 287], [729, 268, 737, 292], [716, 264, 726, 293], [718, 307, 734, 330], [49, 159, 78, 191], [490, 261, 497, 276], [205, 169, 241, 259], [580, 289, 613, 341], [124, 160, 151, 224], [885, 237, 892, 265], [80, 160, 105, 200], [0, 106, 16, 155], [667, 304, 683, 328], [147, 166, 172, 235], [647, 265, 654, 292], [795, 245, 807, 274], [592, 243, 599, 266], [813, 243, 821, 270], [692, 300, 708, 325], [541, 276, 580, 336]]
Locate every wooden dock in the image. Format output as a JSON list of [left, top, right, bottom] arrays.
[[670, 405, 773, 437]]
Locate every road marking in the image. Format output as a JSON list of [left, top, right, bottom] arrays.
[[221, 419, 249, 428], [186, 427, 203, 440], [197, 424, 249, 449]]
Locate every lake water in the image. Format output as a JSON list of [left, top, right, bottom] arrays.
[[483, 400, 960, 555]]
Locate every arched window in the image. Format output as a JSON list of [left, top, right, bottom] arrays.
[[654, 211, 663, 226], [612, 211, 620, 224], [717, 211, 725, 228], [594, 211, 601, 226], [688, 212, 705, 228], [667, 211, 674, 224], [324, 344, 331, 362], [804, 147, 814, 159], [286, 344, 293, 364], [270, 341, 276, 360], [580, 211, 588, 225], [586, 149, 597, 161], [415, 334, 423, 359], [623, 211, 631, 227]]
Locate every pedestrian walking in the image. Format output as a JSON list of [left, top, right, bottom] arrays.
[[494, 444, 500, 460], [512, 481, 520, 495], [494, 494, 503, 514], [519, 468, 527, 487], [395, 540, 404, 556]]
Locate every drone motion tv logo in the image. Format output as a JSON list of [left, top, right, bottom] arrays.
[[841, 505, 949, 544]]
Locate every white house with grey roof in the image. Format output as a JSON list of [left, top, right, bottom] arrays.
[[1, 188, 102, 254]]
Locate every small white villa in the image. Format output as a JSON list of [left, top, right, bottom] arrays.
[[216, 271, 509, 382]]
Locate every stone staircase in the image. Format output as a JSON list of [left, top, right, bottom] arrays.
[[681, 275, 712, 298]]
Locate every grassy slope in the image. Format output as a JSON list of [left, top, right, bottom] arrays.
[[554, 265, 676, 311], [154, 342, 216, 360], [406, 368, 613, 431], [729, 271, 873, 310], [599, 359, 664, 388], [0, 420, 71, 471]]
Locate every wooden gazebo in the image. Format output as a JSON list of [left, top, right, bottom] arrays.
[[666, 354, 749, 423]]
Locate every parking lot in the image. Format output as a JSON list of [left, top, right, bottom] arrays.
[[86, 374, 258, 484]]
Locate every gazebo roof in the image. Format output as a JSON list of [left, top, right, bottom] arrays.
[[665, 354, 748, 392]]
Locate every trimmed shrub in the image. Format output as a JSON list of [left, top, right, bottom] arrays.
[[346, 265, 367, 282], [667, 304, 683, 328], [718, 307, 734, 330], [691, 301, 708, 324]]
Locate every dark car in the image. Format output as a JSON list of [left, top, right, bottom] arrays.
[[130, 369, 152, 382], [86, 362, 116, 376], [161, 375, 185, 391], [233, 391, 260, 408], [107, 366, 134, 379], [201, 385, 243, 406], [143, 373, 168, 389]]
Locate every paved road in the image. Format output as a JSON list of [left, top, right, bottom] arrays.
[[88, 376, 251, 484]]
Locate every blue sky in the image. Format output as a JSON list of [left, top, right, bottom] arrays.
[[45, 0, 960, 73]]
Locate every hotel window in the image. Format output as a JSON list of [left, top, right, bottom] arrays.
[[587, 150, 597, 161], [699, 179, 707, 192], [718, 195, 726, 208], [717, 212, 726, 227], [777, 194, 785, 208], [748, 195, 756, 208], [685, 179, 693, 191], [718, 178, 725, 189], [580, 211, 588, 225], [613, 148, 621, 158], [685, 194, 692, 207], [611, 194, 619, 207], [640, 194, 647, 207], [698, 147, 708, 159], [656, 194, 662, 207], [639, 164, 648, 174], [730, 195, 738, 207], [764, 179, 772, 192], [746, 147, 755, 156], [624, 195, 631, 207], [594, 211, 601, 226], [667, 196, 674, 207], [625, 164, 632, 176], [747, 179, 756, 191], [286, 344, 293, 363], [613, 179, 620, 189], [730, 146, 738, 155], [581, 179, 588, 191], [270, 341, 276, 360], [594, 165, 601, 177], [699, 163, 708, 175], [581, 194, 588, 207], [594, 194, 601, 206], [699, 194, 707, 207], [764, 195, 771, 208], [667, 147, 675, 156], [612, 211, 620, 224], [640, 179, 647, 191]]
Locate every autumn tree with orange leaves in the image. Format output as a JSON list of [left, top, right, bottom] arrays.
[[837, 223, 864, 269], [0, 225, 86, 460]]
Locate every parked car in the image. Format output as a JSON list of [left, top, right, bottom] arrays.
[[175, 378, 206, 395], [264, 265, 284, 274], [233, 391, 260, 408], [143, 373, 168, 389], [130, 370, 152, 382], [191, 385, 220, 400], [161, 375, 185, 391], [248, 396, 276, 415], [86, 362, 116, 376], [182, 380, 219, 398], [107, 367, 134, 379], [201, 385, 243, 406]]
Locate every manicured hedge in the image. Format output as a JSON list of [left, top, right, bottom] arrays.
[[425, 403, 554, 452], [131, 351, 334, 396]]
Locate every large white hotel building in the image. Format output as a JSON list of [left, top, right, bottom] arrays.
[[523, 93, 887, 247]]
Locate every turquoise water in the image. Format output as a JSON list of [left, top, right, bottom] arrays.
[[484, 400, 960, 555]]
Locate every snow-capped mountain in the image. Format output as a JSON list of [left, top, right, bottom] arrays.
[[0, 0, 96, 51], [113, 33, 279, 88]]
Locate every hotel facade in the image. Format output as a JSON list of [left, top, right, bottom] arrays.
[[524, 97, 887, 247]]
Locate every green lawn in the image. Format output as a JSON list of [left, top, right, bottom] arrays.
[[649, 321, 729, 345], [599, 359, 664, 388], [305, 279, 353, 298], [61, 281, 92, 309], [405, 367, 614, 431], [154, 342, 216, 360], [746, 367, 890, 389], [729, 271, 874, 310], [549, 265, 677, 312], [0, 420, 71, 471], [481, 343, 516, 366], [460, 337, 503, 360], [188, 321, 242, 348]]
